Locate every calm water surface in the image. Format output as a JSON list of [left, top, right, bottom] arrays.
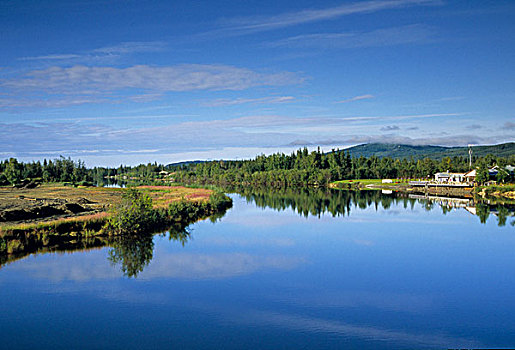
[[1, 190, 514, 349]]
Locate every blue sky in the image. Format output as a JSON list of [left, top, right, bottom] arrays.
[[1, 0, 514, 166]]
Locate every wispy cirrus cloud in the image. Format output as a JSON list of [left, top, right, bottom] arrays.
[[203, 96, 295, 107], [212, 0, 441, 36], [267, 25, 435, 49], [18, 54, 82, 61], [293, 134, 502, 148], [4, 64, 302, 93], [3, 112, 512, 166], [90, 41, 167, 55], [337, 94, 374, 104], [0, 96, 112, 108], [0, 64, 303, 108], [19, 41, 167, 62]]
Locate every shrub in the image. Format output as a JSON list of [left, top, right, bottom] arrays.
[[0, 237, 6, 254], [107, 188, 156, 235], [209, 191, 232, 211]]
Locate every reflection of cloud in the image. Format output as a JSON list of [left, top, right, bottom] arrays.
[[204, 237, 295, 247], [284, 290, 432, 313], [10, 252, 304, 281], [8, 251, 118, 282], [222, 213, 303, 227], [141, 253, 304, 280], [238, 310, 481, 348]]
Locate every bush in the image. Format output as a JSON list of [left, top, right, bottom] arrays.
[[209, 191, 232, 211], [107, 188, 156, 235], [0, 237, 6, 254]]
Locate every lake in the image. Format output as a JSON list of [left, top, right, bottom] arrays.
[[1, 189, 514, 349]]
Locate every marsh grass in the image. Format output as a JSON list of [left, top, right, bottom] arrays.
[[0, 212, 109, 237], [0, 185, 232, 258]]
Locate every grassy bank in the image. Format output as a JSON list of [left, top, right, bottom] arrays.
[[0, 185, 232, 256]]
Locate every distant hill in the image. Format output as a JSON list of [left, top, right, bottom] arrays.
[[343, 142, 515, 159], [166, 160, 206, 168]]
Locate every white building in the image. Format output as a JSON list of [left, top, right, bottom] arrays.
[[434, 171, 465, 183]]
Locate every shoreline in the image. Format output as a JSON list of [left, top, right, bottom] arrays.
[[330, 180, 515, 201], [0, 185, 233, 258]]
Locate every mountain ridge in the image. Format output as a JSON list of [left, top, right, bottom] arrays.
[[342, 142, 515, 159]]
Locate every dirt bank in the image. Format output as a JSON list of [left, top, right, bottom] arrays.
[[0, 185, 122, 226]]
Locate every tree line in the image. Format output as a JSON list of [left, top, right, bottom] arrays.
[[0, 158, 166, 186], [171, 147, 515, 187], [0, 157, 90, 185], [1, 147, 514, 187]]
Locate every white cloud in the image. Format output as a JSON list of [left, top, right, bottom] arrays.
[[91, 41, 167, 55], [19, 54, 82, 61], [305, 134, 502, 147], [18, 41, 167, 62], [268, 25, 434, 49], [213, 0, 440, 36], [337, 94, 375, 104], [2, 113, 510, 166], [203, 96, 295, 107], [3, 64, 303, 94]]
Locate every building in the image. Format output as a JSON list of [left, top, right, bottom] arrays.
[[464, 169, 476, 182], [434, 171, 465, 183]]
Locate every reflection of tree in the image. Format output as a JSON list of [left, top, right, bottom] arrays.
[[108, 221, 194, 278], [228, 186, 415, 218], [441, 205, 453, 215], [1, 236, 109, 269], [161, 222, 192, 246], [497, 206, 508, 227], [231, 186, 515, 227], [475, 203, 490, 224], [108, 234, 154, 278]]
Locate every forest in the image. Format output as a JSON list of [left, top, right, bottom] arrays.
[[171, 147, 515, 187], [1, 146, 514, 188]]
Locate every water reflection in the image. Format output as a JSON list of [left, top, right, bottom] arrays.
[[0, 235, 110, 268], [2, 189, 515, 348], [108, 224, 193, 278], [108, 234, 154, 278], [228, 186, 515, 226], [1, 219, 198, 278], [1, 189, 513, 278]]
